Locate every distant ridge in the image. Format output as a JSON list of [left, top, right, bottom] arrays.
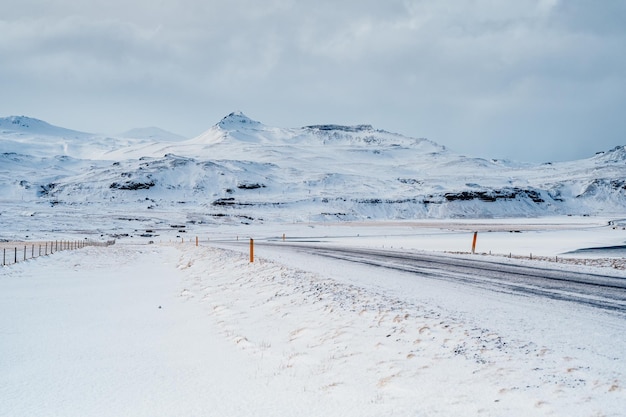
[[0, 116, 91, 138], [119, 127, 187, 142]]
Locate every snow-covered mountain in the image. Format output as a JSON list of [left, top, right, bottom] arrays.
[[1, 112, 625, 236]]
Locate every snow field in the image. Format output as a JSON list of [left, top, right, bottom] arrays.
[[0, 245, 294, 416], [1, 239, 625, 416]]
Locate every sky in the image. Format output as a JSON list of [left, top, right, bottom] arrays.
[[1, 0, 625, 163]]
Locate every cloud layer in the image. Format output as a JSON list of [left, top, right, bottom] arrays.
[[2, 0, 625, 162]]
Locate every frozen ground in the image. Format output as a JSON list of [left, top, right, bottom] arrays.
[[1, 218, 626, 416]]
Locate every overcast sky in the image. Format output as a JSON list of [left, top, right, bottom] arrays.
[[1, 0, 625, 162]]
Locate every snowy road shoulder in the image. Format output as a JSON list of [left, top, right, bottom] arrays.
[[180, 243, 626, 416]]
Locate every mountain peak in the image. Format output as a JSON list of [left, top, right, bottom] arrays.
[[593, 145, 626, 164], [0, 115, 52, 130], [217, 112, 262, 130]]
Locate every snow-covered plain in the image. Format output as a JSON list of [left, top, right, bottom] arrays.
[[2, 113, 626, 416], [1, 219, 626, 417]]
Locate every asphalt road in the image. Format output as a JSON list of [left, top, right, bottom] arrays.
[[274, 243, 626, 314]]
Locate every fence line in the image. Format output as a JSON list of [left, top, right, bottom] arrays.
[[1, 239, 115, 267]]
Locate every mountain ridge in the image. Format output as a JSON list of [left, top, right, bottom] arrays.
[[118, 127, 187, 142], [0, 115, 92, 138], [1, 112, 625, 233]]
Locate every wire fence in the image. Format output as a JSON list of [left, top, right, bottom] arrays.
[[1, 239, 115, 267]]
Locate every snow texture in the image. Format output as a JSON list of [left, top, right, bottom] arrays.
[[1, 233, 625, 416]]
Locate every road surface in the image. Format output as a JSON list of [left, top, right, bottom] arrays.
[[264, 243, 626, 314]]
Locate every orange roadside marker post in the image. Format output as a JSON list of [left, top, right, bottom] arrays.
[[471, 231, 478, 254]]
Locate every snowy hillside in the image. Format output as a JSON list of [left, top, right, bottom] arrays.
[[1, 112, 625, 236]]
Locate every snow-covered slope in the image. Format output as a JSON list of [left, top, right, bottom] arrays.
[[1, 112, 625, 233]]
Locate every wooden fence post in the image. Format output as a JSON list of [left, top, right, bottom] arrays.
[[250, 238, 254, 263]]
